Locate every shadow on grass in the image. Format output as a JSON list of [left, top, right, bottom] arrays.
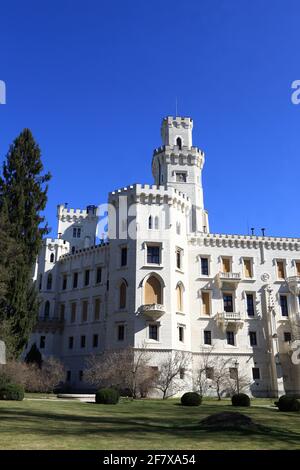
[[0, 405, 299, 449]]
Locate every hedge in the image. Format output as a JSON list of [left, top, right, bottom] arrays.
[[181, 392, 202, 406], [231, 393, 251, 407], [0, 383, 25, 401], [95, 388, 120, 404], [275, 395, 300, 412]]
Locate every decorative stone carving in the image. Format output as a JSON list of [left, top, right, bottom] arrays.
[[261, 273, 270, 283]]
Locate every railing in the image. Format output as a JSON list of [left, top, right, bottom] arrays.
[[219, 272, 241, 280], [34, 316, 65, 332], [38, 316, 64, 323], [217, 311, 242, 321], [139, 304, 166, 319], [286, 276, 300, 283], [140, 304, 165, 313]]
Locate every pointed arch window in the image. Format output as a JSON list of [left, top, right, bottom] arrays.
[[148, 216, 153, 230], [155, 216, 159, 229], [47, 273, 52, 290], [144, 275, 162, 305], [44, 301, 50, 318], [176, 137, 182, 150], [50, 253, 55, 263], [176, 283, 184, 312], [119, 281, 127, 309]]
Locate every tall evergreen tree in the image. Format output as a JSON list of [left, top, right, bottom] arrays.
[[0, 129, 51, 357]]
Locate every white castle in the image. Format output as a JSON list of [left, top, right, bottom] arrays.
[[26, 116, 300, 397]]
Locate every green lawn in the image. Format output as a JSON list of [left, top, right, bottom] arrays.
[[0, 396, 299, 450]]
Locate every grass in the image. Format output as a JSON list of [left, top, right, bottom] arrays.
[[0, 396, 299, 450]]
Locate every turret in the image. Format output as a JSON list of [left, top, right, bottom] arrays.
[[56, 203, 100, 251], [152, 116, 209, 233]]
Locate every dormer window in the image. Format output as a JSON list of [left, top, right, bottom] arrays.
[[176, 137, 182, 150]]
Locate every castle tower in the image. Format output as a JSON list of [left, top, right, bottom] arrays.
[[57, 204, 100, 252], [152, 116, 209, 233]]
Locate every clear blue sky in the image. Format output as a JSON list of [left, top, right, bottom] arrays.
[[0, 0, 300, 238]]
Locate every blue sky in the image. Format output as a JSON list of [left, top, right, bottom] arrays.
[[0, 0, 300, 238]]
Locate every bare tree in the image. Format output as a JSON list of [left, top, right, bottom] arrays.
[[84, 344, 156, 398], [0, 357, 65, 393], [154, 351, 191, 399], [210, 357, 232, 400], [194, 346, 215, 398], [207, 356, 251, 400], [225, 365, 251, 396]]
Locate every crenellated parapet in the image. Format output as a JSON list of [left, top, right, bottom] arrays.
[[109, 183, 191, 211], [59, 241, 109, 262], [57, 204, 100, 223], [189, 232, 300, 251], [152, 145, 204, 170]]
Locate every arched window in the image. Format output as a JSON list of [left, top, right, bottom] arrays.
[[148, 216, 153, 230], [176, 283, 184, 312], [71, 246, 75, 254], [44, 301, 50, 318], [155, 216, 159, 229], [119, 281, 127, 309], [50, 253, 54, 263], [144, 275, 162, 305], [176, 137, 182, 150], [176, 222, 181, 235], [47, 273, 52, 290]]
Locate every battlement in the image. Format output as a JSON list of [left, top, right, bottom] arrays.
[[189, 232, 300, 251], [163, 116, 193, 128], [109, 183, 191, 207], [153, 145, 204, 156], [57, 204, 100, 220], [44, 238, 70, 248], [59, 241, 109, 262]]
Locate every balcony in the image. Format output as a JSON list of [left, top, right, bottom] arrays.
[[139, 304, 166, 321], [215, 311, 244, 332], [217, 272, 242, 289], [33, 316, 65, 333], [286, 276, 300, 296]]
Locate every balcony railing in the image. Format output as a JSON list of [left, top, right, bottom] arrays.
[[139, 304, 166, 320], [215, 311, 243, 331], [217, 272, 241, 289], [286, 276, 300, 296], [34, 316, 65, 332]]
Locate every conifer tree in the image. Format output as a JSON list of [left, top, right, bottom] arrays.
[[0, 129, 51, 357]]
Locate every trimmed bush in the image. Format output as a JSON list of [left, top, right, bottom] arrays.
[[181, 392, 202, 407], [0, 383, 24, 401], [95, 388, 119, 405], [275, 395, 300, 412], [231, 393, 251, 407]]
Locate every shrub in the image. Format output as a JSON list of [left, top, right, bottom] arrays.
[[231, 393, 251, 407], [275, 395, 300, 412], [181, 392, 202, 406], [95, 388, 120, 404], [0, 383, 24, 401]]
